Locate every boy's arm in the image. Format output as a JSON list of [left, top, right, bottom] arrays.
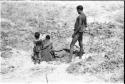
[[44, 42, 53, 50], [84, 16, 87, 27], [43, 40, 52, 48]]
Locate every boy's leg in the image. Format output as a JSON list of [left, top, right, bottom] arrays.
[[69, 34, 79, 62], [33, 52, 40, 64], [78, 32, 84, 59], [33, 47, 37, 63], [38, 52, 41, 64], [33, 54, 37, 64]]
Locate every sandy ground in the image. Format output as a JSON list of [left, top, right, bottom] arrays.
[[0, 39, 123, 84], [0, 1, 124, 84]]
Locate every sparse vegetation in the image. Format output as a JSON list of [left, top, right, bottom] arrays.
[[0, 1, 124, 83]]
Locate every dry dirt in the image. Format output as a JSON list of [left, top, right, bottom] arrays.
[[0, 1, 124, 84]]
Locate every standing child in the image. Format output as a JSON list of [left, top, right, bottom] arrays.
[[32, 32, 43, 64], [69, 5, 87, 62]]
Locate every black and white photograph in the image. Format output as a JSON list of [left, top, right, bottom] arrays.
[[0, 1, 124, 84]]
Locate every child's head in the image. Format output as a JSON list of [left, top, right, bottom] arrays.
[[45, 35, 50, 40], [34, 32, 40, 39]]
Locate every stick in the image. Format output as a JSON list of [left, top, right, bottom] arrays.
[[45, 73, 48, 84]]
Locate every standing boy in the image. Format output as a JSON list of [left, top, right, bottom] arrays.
[[69, 5, 87, 62]]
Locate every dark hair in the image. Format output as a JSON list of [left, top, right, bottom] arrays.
[[77, 5, 83, 11], [34, 32, 40, 39], [46, 35, 50, 40]]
